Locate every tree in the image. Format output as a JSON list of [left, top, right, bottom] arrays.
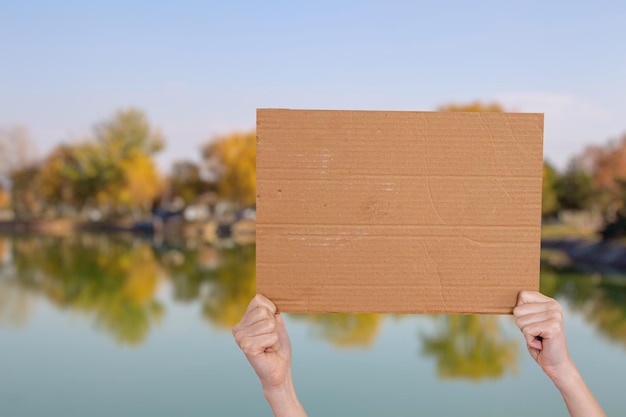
[[438, 101, 505, 112], [10, 165, 44, 219], [0, 184, 10, 211], [202, 131, 256, 207], [168, 160, 213, 204], [542, 162, 561, 217], [61, 108, 165, 218], [554, 159, 596, 211], [580, 133, 626, 220], [37, 145, 78, 216]]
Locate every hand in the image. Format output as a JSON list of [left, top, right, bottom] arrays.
[[233, 295, 307, 417], [513, 290, 573, 380], [514, 290, 606, 417], [233, 294, 292, 391]]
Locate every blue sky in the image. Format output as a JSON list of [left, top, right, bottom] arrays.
[[1, 0, 625, 172]]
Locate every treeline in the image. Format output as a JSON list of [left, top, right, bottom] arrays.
[[440, 102, 626, 237], [2, 104, 626, 236], [0, 109, 255, 221], [542, 133, 626, 237]]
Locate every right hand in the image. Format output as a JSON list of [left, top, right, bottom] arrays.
[[513, 290, 573, 380], [232, 294, 292, 391]]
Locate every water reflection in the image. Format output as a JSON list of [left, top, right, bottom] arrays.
[[3, 234, 164, 344], [541, 265, 626, 348], [291, 313, 382, 348], [1, 234, 626, 381], [421, 315, 518, 380]]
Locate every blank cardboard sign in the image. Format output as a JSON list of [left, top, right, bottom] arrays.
[[256, 109, 543, 314]]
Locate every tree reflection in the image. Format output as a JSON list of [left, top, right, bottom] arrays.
[[0, 234, 259, 345], [161, 242, 257, 329], [0, 237, 8, 265], [540, 265, 626, 348], [5, 233, 625, 355], [3, 234, 164, 345], [420, 315, 518, 381], [291, 313, 382, 348]]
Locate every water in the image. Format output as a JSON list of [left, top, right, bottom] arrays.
[[0, 234, 624, 416]]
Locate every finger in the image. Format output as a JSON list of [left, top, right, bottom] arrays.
[[516, 290, 554, 306], [519, 326, 544, 351], [515, 309, 561, 331], [236, 316, 277, 340], [520, 319, 563, 346], [252, 294, 277, 315], [513, 300, 559, 318], [238, 332, 279, 357], [527, 346, 541, 361], [235, 305, 275, 331]]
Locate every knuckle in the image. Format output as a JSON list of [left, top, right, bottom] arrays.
[[240, 338, 254, 354]]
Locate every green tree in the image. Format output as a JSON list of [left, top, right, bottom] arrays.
[[203, 131, 256, 207], [554, 160, 596, 211]]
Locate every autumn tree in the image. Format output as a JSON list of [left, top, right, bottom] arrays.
[[0, 185, 10, 211], [168, 160, 213, 204], [36, 145, 78, 216], [438, 101, 505, 112], [542, 162, 561, 217], [202, 131, 256, 208], [580, 133, 626, 221], [61, 108, 165, 218]]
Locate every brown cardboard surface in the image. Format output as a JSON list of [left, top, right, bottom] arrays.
[[256, 109, 543, 314]]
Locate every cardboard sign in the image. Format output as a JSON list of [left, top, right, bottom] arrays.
[[256, 109, 543, 314]]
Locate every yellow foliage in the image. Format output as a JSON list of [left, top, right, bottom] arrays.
[[0, 238, 7, 264], [438, 101, 505, 112], [205, 132, 256, 207], [119, 153, 163, 213], [421, 315, 519, 380], [122, 245, 162, 305], [295, 313, 382, 348], [0, 187, 10, 209]]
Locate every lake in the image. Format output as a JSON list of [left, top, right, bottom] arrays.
[[0, 234, 624, 416]]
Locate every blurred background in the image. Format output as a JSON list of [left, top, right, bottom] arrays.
[[1, 1, 625, 416]]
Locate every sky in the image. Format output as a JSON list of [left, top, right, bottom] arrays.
[[1, 0, 625, 173]]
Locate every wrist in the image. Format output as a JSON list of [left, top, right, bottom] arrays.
[[262, 374, 296, 401], [544, 359, 581, 390], [262, 373, 306, 417]]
